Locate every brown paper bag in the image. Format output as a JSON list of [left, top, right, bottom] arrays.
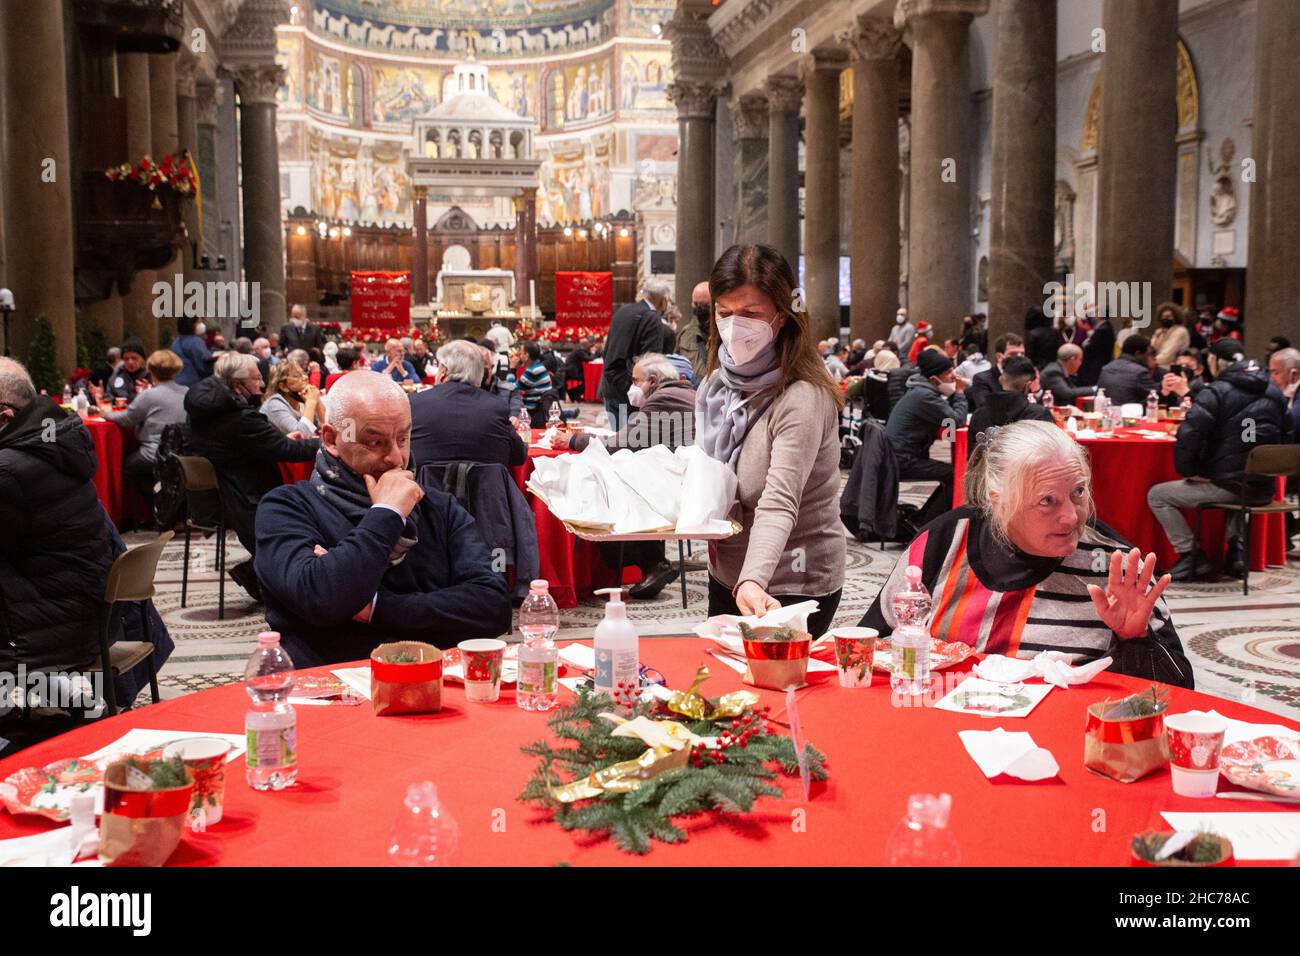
[[370, 641, 443, 715], [99, 759, 193, 867]]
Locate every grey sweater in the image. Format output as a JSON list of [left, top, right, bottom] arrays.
[[100, 380, 187, 462], [707, 378, 846, 598]]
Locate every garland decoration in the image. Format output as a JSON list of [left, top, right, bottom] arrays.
[[105, 153, 199, 210], [519, 666, 828, 854]]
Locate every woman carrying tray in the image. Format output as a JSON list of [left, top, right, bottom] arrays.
[[694, 244, 846, 637]]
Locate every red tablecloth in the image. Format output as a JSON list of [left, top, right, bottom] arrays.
[[1, 638, 1295, 866], [84, 416, 149, 527], [953, 426, 1287, 572], [278, 460, 314, 484], [583, 361, 602, 402], [509, 429, 639, 608]]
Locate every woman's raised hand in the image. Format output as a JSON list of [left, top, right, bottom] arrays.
[[1086, 547, 1170, 640]]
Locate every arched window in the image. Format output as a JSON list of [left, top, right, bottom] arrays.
[[549, 71, 565, 130], [347, 62, 367, 128]]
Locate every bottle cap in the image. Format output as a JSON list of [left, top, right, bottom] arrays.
[[908, 792, 952, 828], [405, 781, 438, 807], [904, 565, 923, 586], [257, 631, 281, 646], [529, 579, 549, 593]]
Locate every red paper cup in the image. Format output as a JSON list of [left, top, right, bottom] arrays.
[[1164, 713, 1228, 798], [830, 627, 877, 688], [458, 639, 507, 703], [163, 736, 232, 829]]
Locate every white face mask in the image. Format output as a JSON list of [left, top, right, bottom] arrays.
[[937, 379, 957, 396], [717, 315, 774, 366], [194, 322, 207, 336], [627, 383, 646, 408], [1063, 315, 1076, 328], [896, 313, 906, 325]]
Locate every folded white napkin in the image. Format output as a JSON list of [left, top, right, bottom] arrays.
[[973, 651, 1112, 688], [534, 425, 560, 449], [694, 601, 821, 640], [958, 728, 1060, 781], [1120, 402, 1145, 419]]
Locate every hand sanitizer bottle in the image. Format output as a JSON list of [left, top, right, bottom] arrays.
[[593, 587, 639, 711]]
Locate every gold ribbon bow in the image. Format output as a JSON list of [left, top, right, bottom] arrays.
[[668, 665, 759, 721]]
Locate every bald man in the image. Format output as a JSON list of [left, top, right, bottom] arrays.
[[254, 371, 509, 666], [676, 280, 712, 380], [1039, 343, 1097, 406]]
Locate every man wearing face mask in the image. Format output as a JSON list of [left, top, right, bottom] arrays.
[[255, 370, 509, 666], [888, 307, 915, 357], [170, 314, 214, 387], [184, 353, 319, 597], [602, 278, 672, 431], [672, 281, 712, 381], [885, 349, 969, 526]]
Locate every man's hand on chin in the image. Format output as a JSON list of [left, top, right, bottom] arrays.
[[313, 544, 375, 623], [365, 468, 424, 518]]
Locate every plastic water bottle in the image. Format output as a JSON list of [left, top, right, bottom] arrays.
[[386, 781, 460, 867], [62, 384, 72, 404], [886, 793, 960, 866], [1146, 388, 1160, 423], [517, 579, 560, 712], [1094, 387, 1108, 418], [890, 566, 932, 696], [74, 391, 89, 420], [547, 402, 562, 426], [244, 631, 297, 791]]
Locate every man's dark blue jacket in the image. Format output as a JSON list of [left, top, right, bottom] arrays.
[[255, 476, 510, 666], [409, 380, 527, 470]]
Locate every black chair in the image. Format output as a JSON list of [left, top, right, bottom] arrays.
[[1193, 444, 1300, 595], [174, 454, 230, 619], [92, 531, 173, 716]]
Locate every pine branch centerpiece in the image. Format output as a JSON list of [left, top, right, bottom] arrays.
[[518, 666, 828, 854]]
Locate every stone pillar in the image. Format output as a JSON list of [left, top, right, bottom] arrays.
[[148, 53, 181, 349], [731, 94, 769, 246], [119, 52, 157, 347], [195, 81, 220, 269], [801, 51, 848, 341], [897, 0, 988, 330], [1094, 0, 1178, 326], [1245, 0, 1300, 353], [666, 79, 723, 312], [232, 64, 288, 331], [987, 0, 1056, 344], [177, 54, 201, 286], [521, 186, 538, 313], [765, 75, 803, 272], [0, 0, 76, 370], [412, 186, 429, 306], [842, 19, 901, 344]]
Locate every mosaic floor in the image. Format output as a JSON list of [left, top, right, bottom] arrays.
[[122, 404, 1300, 721]]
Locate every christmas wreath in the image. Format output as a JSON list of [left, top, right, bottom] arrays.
[[105, 152, 198, 196], [519, 667, 828, 854]]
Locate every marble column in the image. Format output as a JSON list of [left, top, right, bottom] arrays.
[[521, 186, 538, 313], [232, 64, 288, 331], [412, 186, 429, 307], [801, 51, 848, 341], [195, 82, 220, 269], [897, 0, 988, 330], [667, 79, 723, 313], [119, 52, 157, 347], [765, 75, 803, 273], [988, 0, 1056, 343], [0, 0, 76, 370], [148, 53, 181, 349], [731, 94, 769, 246], [1245, 0, 1300, 353], [843, 19, 901, 343], [1094, 0, 1178, 325], [177, 55, 201, 286]]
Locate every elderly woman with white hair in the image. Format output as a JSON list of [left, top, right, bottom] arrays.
[[860, 420, 1193, 686]]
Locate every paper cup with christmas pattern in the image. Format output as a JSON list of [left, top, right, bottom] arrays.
[[830, 627, 877, 688], [1164, 712, 1228, 798], [162, 736, 232, 829], [458, 639, 507, 703]]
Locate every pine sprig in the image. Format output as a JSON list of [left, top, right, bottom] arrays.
[[518, 686, 828, 854]]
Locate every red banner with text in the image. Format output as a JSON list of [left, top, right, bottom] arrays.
[[554, 271, 613, 328], [350, 271, 410, 329]]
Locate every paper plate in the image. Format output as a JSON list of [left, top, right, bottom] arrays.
[[0, 758, 106, 822], [1218, 735, 1300, 797], [866, 638, 975, 673]]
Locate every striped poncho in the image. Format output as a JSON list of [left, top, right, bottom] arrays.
[[859, 507, 1194, 687]]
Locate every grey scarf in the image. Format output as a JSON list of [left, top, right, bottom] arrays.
[[695, 342, 782, 470], [310, 450, 418, 566]]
